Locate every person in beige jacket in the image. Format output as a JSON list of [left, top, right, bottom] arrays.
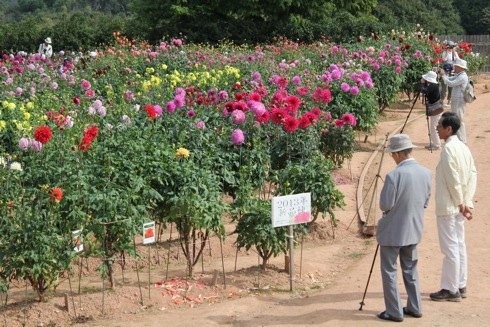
[[430, 112, 477, 302]]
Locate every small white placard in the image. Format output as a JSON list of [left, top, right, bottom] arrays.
[[271, 193, 312, 227], [72, 229, 84, 253], [143, 221, 156, 245]]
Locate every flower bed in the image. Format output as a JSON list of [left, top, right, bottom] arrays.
[[0, 26, 486, 303]]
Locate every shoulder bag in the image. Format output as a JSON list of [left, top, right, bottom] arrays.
[[426, 99, 444, 116]]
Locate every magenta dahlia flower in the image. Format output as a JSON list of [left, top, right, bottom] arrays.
[[231, 129, 245, 145]]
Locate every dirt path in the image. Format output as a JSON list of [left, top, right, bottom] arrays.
[[81, 85, 490, 327]]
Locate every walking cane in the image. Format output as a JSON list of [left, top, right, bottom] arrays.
[[359, 244, 379, 311]]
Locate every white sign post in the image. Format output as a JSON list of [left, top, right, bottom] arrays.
[[271, 193, 311, 291], [142, 221, 156, 245], [142, 221, 156, 300]]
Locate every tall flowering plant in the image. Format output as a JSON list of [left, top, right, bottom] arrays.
[[0, 163, 74, 301], [319, 113, 357, 167]]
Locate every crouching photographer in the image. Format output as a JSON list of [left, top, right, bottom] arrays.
[[421, 70, 443, 151]]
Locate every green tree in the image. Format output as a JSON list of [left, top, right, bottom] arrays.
[[454, 0, 490, 34], [128, 0, 381, 44], [374, 0, 464, 34]]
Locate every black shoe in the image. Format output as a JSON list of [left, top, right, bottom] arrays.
[[377, 311, 403, 322], [403, 307, 422, 318], [459, 287, 467, 299], [430, 289, 462, 302]]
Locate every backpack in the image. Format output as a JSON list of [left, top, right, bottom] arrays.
[[463, 79, 476, 103]]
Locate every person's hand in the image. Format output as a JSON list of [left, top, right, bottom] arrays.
[[459, 204, 473, 220]]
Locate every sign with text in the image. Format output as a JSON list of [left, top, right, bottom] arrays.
[[142, 221, 156, 245], [271, 193, 312, 228]]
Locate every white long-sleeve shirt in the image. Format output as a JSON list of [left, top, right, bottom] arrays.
[[443, 71, 468, 110], [435, 135, 477, 216], [441, 49, 460, 64], [38, 43, 53, 59]]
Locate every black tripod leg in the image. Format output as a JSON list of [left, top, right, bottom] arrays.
[[426, 115, 433, 153], [400, 90, 421, 134], [359, 243, 380, 311]]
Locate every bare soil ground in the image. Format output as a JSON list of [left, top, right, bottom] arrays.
[[3, 75, 490, 326]]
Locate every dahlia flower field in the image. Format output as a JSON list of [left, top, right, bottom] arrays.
[[0, 27, 484, 300]]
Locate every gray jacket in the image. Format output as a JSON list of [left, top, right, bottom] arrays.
[[376, 159, 431, 246]]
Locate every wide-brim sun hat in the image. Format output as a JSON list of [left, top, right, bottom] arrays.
[[422, 71, 438, 84], [386, 134, 417, 153], [44, 37, 52, 44], [453, 58, 468, 70]]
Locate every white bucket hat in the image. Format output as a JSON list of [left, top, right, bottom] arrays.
[[44, 37, 52, 44], [453, 58, 467, 70], [422, 71, 438, 84], [386, 134, 417, 153]]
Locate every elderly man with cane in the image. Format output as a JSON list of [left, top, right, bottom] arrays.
[[376, 134, 431, 322]]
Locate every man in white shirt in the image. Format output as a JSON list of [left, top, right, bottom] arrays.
[[38, 37, 53, 59], [440, 41, 460, 106], [430, 112, 477, 302], [441, 58, 469, 143]]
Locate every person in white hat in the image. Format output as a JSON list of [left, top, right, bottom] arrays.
[[440, 41, 460, 106], [421, 70, 443, 150], [440, 58, 469, 143], [38, 37, 53, 59], [376, 134, 432, 322]]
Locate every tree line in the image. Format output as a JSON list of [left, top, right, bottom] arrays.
[[1, 0, 489, 52]]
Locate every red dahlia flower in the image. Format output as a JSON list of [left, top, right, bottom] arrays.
[[255, 111, 270, 124], [50, 187, 63, 203], [73, 96, 81, 106], [145, 104, 156, 119], [34, 125, 53, 144], [298, 115, 311, 129], [285, 95, 300, 111], [283, 116, 299, 133], [270, 108, 287, 124], [79, 125, 99, 151], [84, 125, 99, 141], [79, 138, 92, 151]]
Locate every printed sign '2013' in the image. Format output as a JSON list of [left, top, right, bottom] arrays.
[[271, 193, 311, 228]]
